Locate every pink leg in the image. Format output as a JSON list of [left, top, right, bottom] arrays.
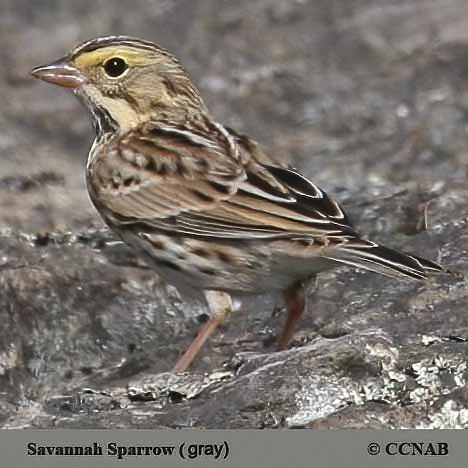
[[172, 291, 232, 372], [277, 281, 306, 350]]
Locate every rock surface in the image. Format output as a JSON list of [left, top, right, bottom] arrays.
[[0, 0, 467, 429]]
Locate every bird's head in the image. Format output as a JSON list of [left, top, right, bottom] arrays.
[[31, 36, 206, 134]]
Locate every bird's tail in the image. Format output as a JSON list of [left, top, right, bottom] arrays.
[[327, 240, 453, 280]]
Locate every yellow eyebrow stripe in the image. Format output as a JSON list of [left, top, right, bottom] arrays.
[[73, 46, 152, 70]]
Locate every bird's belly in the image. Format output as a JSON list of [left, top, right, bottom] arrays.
[[114, 230, 317, 296]]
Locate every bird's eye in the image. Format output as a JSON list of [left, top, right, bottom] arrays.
[[103, 57, 127, 77]]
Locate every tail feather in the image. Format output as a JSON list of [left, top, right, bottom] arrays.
[[327, 240, 452, 280]]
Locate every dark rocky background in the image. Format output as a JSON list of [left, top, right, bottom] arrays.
[[0, 0, 466, 429]]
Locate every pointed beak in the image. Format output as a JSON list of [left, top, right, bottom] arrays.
[[31, 57, 87, 89]]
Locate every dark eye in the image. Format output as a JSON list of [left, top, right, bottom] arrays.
[[103, 57, 127, 77]]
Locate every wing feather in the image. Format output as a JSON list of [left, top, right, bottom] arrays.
[[93, 123, 358, 240]]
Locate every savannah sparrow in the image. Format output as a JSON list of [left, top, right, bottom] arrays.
[[31, 36, 452, 372]]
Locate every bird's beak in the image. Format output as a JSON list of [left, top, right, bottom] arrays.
[[31, 57, 87, 89]]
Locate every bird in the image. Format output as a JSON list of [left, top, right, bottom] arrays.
[[31, 36, 452, 372]]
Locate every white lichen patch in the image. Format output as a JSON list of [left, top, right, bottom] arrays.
[[409, 358, 466, 405], [286, 340, 467, 428], [417, 400, 468, 429]]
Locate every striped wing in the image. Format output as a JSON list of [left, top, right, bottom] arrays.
[[174, 163, 358, 239], [93, 123, 358, 241]]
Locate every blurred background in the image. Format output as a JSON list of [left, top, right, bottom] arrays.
[[0, 0, 467, 429], [1, 0, 467, 232]]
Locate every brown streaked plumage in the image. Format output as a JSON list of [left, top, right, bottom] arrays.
[[31, 36, 453, 371]]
